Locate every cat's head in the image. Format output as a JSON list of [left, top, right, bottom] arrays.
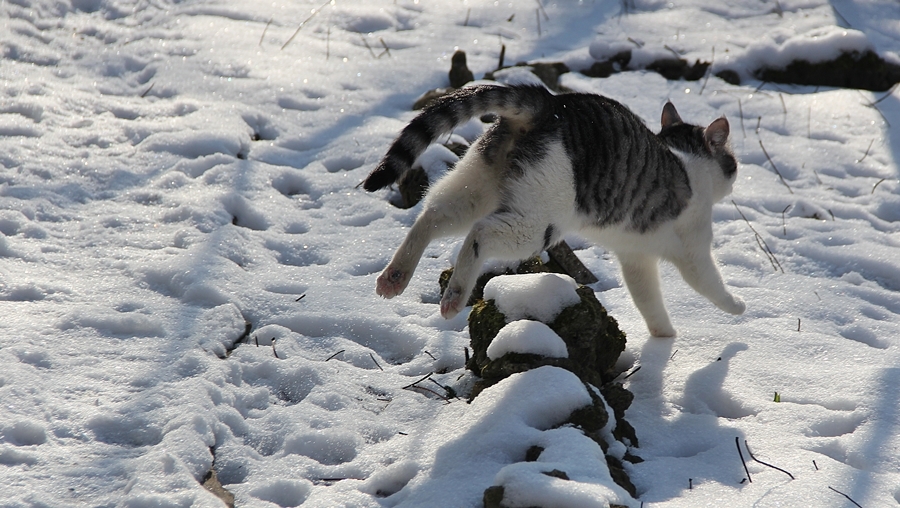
[[658, 102, 738, 199]]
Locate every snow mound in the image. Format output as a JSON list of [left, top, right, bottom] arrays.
[[483, 273, 581, 323], [739, 26, 871, 71], [486, 320, 569, 360]]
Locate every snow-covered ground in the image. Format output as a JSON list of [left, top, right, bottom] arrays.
[[2, 0, 900, 506]]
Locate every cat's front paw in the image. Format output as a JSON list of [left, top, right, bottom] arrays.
[[376, 267, 409, 299], [439, 286, 465, 319]]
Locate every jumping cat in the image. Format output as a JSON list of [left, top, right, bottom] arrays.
[[362, 84, 744, 337]]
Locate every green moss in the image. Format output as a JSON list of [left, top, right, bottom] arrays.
[[548, 286, 627, 386], [467, 298, 508, 372]]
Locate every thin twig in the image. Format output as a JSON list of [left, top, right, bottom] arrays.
[[370, 353, 383, 371], [754, 235, 779, 272], [872, 177, 887, 194], [732, 201, 785, 273], [464, 8, 470, 26], [429, 378, 458, 399], [745, 440, 794, 479], [535, 0, 550, 20], [272, 339, 279, 359], [736, 437, 752, 483], [663, 44, 682, 58], [140, 83, 154, 98], [325, 349, 345, 361], [260, 18, 272, 46], [699, 47, 714, 95], [859, 90, 892, 127], [759, 139, 794, 194], [813, 460, 818, 470], [361, 36, 377, 58], [779, 93, 787, 115], [535, 8, 541, 37], [424, 350, 437, 361], [856, 139, 875, 163], [872, 82, 898, 105], [670, 349, 678, 360], [405, 384, 451, 402], [622, 365, 642, 380], [378, 38, 391, 58], [797, 318, 801, 332], [295, 293, 306, 302], [281, 0, 332, 50], [402, 372, 433, 389], [781, 204, 791, 236], [827, 486, 862, 508], [738, 99, 746, 138]]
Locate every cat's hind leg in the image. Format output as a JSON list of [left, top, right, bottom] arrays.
[[376, 155, 501, 298], [618, 253, 677, 337], [440, 211, 554, 318]]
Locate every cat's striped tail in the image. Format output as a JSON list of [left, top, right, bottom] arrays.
[[362, 84, 550, 191]]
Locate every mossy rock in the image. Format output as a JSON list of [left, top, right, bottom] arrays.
[[468, 285, 626, 388], [440, 257, 548, 309], [483, 485, 505, 508], [600, 382, 638, 447], [756, 50, 900, 91], [479, 352, 574, 381], [645, 58, 709, 81], [565, 382, 610, 448], [606, 455, 638, 498]]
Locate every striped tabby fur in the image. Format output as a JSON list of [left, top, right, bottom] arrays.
[[363, 84, 744, 337]]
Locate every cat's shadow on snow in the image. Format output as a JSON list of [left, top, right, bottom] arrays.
[[629, 338, 752, 500]]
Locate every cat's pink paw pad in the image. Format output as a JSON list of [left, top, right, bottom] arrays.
[[376, 268, 408, 298]]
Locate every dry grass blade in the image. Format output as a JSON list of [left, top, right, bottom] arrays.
[[732, 201, 785, 273], [827, 486, 862, 508], [744, 440, 794, 479], [758, 139, 794, 194], [736, 437, 752, 483], [260, 18, 272, 46], [856, 139, 875, 163], [281, 0, 332, 50]]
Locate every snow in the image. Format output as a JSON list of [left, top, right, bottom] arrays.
[[486, 320, 569, 360], [2, 0, 900, 507], [484, 273, 582, 323]]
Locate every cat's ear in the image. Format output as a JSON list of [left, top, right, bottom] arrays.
[[704, 117, 730, 152], [661, 102, 683, 128]]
